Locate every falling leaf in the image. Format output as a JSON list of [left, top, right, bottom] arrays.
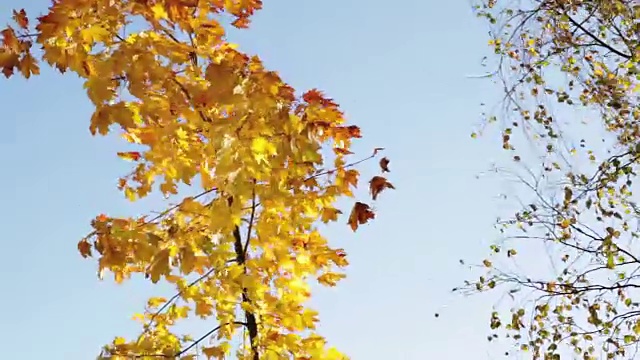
[[348, 202, 375, 231], [379, 157, 390, 172], [369, 176, 395, 200]]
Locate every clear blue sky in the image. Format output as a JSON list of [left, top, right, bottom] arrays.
[[0, 1, 517, 358]]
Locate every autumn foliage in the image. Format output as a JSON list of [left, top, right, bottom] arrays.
[[1, 2, 393, 359], [467, 0, 640, 359]]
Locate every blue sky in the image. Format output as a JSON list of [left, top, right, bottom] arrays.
[[0, 1, 518, 359]]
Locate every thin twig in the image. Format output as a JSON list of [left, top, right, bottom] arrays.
[[146, 258, 236, 330], [176, 321, 247, 357], [243, 180, 257, 257], [563, 12, 631, 59]]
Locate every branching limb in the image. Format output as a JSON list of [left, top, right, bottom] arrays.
[[233, 225, 259, 360]]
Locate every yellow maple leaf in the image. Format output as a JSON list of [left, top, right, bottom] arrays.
[[320, 207, 342, 223], [150, 4, 169, 20], [317, 272, 346, 287], [146, 249, 171, 283], [251, 136, 277, 164], [80, 25, 110, 44]]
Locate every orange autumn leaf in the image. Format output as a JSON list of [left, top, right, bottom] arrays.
[[334, 147, 354, 155], [19, 53, 39, 78], [1, 28, 19, 51], [302, 88, 339, 108], [346, 125, 362, 138], [369, 176, 395, 200], [0, 51, 19, 78], [77, 239, 92, 258], [12, 9, 28, 29], [117, 151, 142, 161], [348, 202, 375, 231], [321, 207, 343, 223], [231, 17, 251, 28], [332, 125, 362, 140], [342, 169, 359, 189]]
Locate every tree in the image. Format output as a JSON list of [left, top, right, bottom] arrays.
[[1, 2, 394, 359], [465, 0, 640, 359]]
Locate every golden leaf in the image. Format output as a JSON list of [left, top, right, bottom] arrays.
[[146, 249, 170, 283], [317, 272, 346, 286], [320, 207, 342, 223], [150, 4, 169, 20]]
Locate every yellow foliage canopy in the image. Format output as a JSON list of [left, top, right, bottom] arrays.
[[2, 1, 394, 359]]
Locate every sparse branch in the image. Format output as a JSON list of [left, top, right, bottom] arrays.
[[466, 0, 640, 357], [176, 321, 248, 357], [170, 76, 212, 123], [304, 150, 380, 182], [82, 187, 218, 242], [563, 12, 631, 59], [113, 321, 248, 358], [146, 258, 237, 331]]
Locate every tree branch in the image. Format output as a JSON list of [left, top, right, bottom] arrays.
[[563, 12, 631, 59], [176, 321, 247, 357], [233, 224, 259, 360], [243, 180, 257, 257], [146, 258, 236, 331]]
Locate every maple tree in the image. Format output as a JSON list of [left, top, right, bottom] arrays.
[[1, 2, 394, 359], [464, 0, 640, 359]]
